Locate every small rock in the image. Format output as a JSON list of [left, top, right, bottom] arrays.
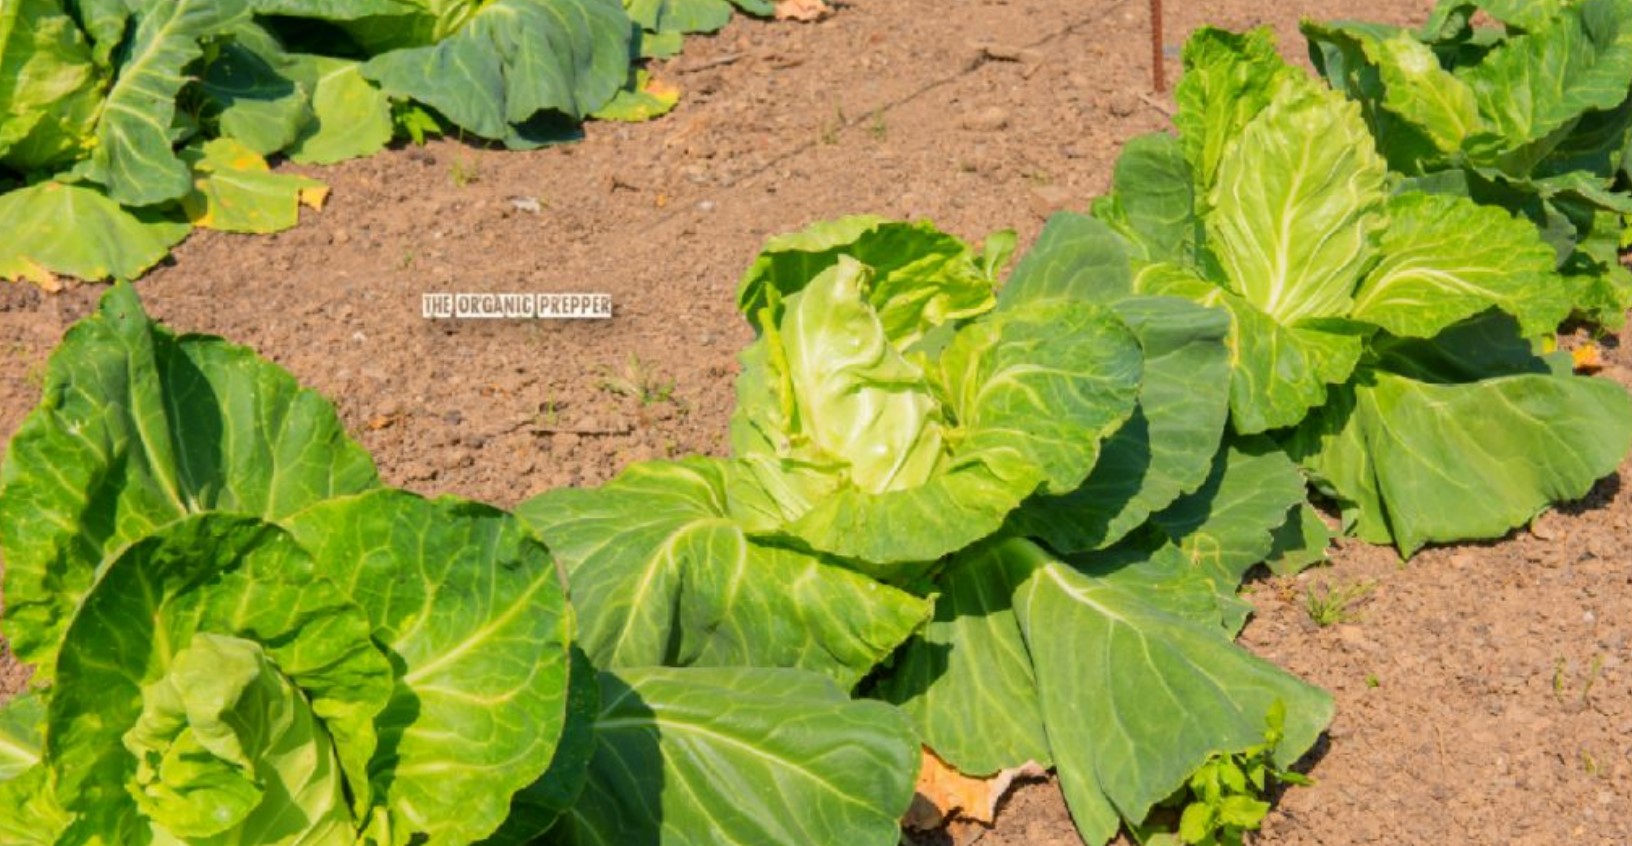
[[961, 106, 1011, 132], [1529, 518, 1562, 541], [508, 195, 543, 213], [1029, 184, 1074, 219], [696, 199, 717, 212], [331, 228, 351, 245], [1106, 91, 1140, 117], [438, 448, 472, 472]]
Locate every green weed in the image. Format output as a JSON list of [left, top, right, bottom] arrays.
[[1136, 701, 1310, 846], [449, 157, 480, 187], [1303, 580, 1375, 627], [819, 102, 846, 145], [598, 354, 676, 406]]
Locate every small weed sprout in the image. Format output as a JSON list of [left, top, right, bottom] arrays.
[[598, 354, 676, 405], [869, 108, 888, 141], [1136, 701, 1311, 846], [819, 102, 846, 145], [450, 157, 480, 187], [1303, 580, 1375, 627]]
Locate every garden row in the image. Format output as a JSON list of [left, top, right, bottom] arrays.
[[0, 0, 762, 287], [4, 1, 1632, 845]]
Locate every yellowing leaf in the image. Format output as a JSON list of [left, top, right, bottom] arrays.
[[590, 70, 681, 123], [0, 182, 188, 286], [1573, 343, 1604, 374], [182, 139, 328, 233], [299, 184, 330, 210]]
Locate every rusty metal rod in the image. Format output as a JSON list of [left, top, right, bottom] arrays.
[[1151, 0, 1165, 93]]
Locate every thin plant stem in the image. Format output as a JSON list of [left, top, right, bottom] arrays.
[[1151, 0, 1166, 92]]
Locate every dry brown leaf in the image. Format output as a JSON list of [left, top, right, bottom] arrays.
[[774, 0, 832, 22], [905, 747, 1047, 830]]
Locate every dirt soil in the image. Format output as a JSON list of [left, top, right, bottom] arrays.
[[3, 1, 1630, 844]]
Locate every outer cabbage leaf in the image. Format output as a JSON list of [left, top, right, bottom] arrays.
[[249, 0, 419, 17], [883, 539, 1332, 846], [44, 514, 393, 842], [1369, 33, 1481, 154], [999, 212, 1134, 307], [876, 553, 1049, 777], [283, 491, 575, 846], [1147, 440, 1311, 631], [360, 0, 631, 147], [198, 31, 313, 156], [181, 138, 329, 233], [627, 0, 732, 34], [1173, 26, 1303, 198], [1292, 367, 1632, 555], [1089, 133, 1199, 264], [1459, 1, 1632, 169], [283, 55, 395, 164], [0, 692, 44, 781], [0, 0, 104, 173], [737, 216, 1003, 350], [481, 649, 600, 846], [0, 764, 71, 845], [514, 457, 931, 686], [1135, 263, 1364, 435], [1012, 296, 1232, 553], [590, 69, 681, 122], [0, 283, 379, 679], [87, 0, 254, 206], [1301, 21, 1445, 174], [939, 300, 1142, 496], [0, 692, 68, 843], [1209, 84, 1389, 323], [0, 182, 189, 285], [549, 667, 917, 846], [1351, 192, 1571, 338]]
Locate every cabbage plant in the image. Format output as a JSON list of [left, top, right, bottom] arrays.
[[519, 217, 1338, 846], [1303, 0, 1632, 325], [1089, 25, 1632, 554], [0, 284, 920, 846]]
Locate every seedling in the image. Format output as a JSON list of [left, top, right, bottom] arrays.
[[819, 102, 846, 145], [449, 157, 480, 187], [1303, 580, 1375, 627], [1554, 655, 1605, 705], [597, 354, 676, 405], [1136, 702, 1310, 846], [869, 108, 888, 141], [539, 399, 562, 427], [392, 100, 443, 145]]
